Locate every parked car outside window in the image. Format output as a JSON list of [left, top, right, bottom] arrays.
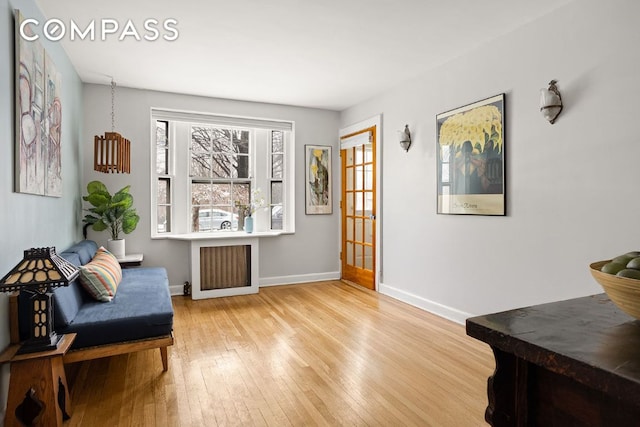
[[198, 208, 238, 231]]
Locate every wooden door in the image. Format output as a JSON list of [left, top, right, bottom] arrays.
[[340, 127, 376, 290]]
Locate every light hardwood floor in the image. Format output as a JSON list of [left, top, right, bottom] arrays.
[[64, 281, 494, 426]]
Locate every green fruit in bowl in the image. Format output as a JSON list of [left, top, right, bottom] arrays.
[[616, 269, 640, 280], [626, 251, 640, 258], [601, 262, 627, 275], [627, 257, 640, 270], [613, 255, 635, 265]]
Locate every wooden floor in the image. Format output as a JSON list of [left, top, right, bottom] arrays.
[[64, 281, 494, 426]]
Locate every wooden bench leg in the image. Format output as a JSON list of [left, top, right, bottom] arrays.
[[160, 347, 168, 371]]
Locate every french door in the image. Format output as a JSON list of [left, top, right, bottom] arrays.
[[340, 126, 376, 290]]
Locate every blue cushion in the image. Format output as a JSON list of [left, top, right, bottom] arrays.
[[56, 267, 174, 349], [53, 253, 90, 328], [63, 240, 98, 265], [59, 252, 81, 267], [53, 281, 88, 328], [52, 241, 98, 327]]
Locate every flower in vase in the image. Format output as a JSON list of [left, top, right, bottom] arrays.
[[235, 188, 266, 217]]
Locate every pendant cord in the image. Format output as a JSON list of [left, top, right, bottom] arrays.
[[111, 79, 116, 132]]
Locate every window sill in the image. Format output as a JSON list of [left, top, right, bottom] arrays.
[[164, 231, 283, 241]]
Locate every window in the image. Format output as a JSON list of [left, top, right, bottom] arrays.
[[270, 130, 284, 230], [155, 120, 171, 233], [151, 109, 294, 236], [190, 126, 250, 232]]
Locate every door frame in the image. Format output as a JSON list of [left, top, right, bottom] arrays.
[[339, 115, 382, 290]]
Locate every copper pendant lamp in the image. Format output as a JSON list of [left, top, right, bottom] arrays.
[[94, 79, 131, 173]]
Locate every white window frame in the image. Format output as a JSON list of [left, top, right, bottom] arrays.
[[268, 130, 285, 230], [150, 108, 295, 238], [151, 119, 174, 235]]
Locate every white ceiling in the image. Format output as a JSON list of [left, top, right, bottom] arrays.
[[36, 0, 572, 111]]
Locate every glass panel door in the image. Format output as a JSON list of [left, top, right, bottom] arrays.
[[341, 127, 376, 290]]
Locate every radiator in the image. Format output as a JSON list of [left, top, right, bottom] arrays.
[[199, 245, 250, 290]]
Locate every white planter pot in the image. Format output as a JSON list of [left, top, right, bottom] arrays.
[[107, 239, 125, 258]]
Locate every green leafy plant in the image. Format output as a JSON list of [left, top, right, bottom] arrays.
[[82, 180, 140, 240]]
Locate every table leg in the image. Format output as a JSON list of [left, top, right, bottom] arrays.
[[486, 346, 529, 427], [4, 355, 71, 427]]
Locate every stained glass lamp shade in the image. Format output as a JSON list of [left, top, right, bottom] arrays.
[[0, 247, 79, 354]]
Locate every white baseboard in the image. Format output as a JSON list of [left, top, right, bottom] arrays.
[[169, 285, 185, 296], [378, 282, 473, 325], [170, 271, 340, 296], [259, 271, 340, 287]]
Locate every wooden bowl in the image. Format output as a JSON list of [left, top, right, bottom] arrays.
[[590, 260, 640, 320]]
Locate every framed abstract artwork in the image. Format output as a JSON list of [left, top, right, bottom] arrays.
[[436, 94, 505, 215], [305, 145, 332, 214], [15, 10, 63, 197]]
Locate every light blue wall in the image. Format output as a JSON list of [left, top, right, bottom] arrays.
[[0, 0, 83, 412]]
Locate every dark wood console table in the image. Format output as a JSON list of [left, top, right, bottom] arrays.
[[467, 294, 640, 426]]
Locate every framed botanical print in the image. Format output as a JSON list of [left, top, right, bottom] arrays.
[[305, 145, 332, 214], [436, 94, 505, 215]]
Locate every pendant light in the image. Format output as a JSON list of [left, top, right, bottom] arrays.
[[94, 79, 131, 173]]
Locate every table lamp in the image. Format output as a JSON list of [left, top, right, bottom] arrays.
[[0, 247, 79, 354]]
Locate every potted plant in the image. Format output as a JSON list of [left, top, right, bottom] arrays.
[[82, 180, 140, 257]]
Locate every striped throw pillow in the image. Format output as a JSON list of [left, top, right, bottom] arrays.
[[78, 246, 122, 302]]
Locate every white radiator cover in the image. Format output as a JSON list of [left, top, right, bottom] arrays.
[[189, 237, 259, 299]]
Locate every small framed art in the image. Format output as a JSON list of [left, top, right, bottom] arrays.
[[305, 145, 332, 214]]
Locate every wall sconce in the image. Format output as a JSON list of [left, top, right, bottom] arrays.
[[540, 80, 563, 124], [399, 124, 411, 152]]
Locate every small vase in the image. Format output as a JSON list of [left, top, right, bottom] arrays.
[[107, 239, 125, 258], [244, 216, 254, 233]]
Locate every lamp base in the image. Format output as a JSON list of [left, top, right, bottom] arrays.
[[16, 333, 64, 355]]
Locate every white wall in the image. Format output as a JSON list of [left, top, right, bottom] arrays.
[[341, 0, 640, 323], [0, 0, 83, 415], [82, 84, 341, 289]]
